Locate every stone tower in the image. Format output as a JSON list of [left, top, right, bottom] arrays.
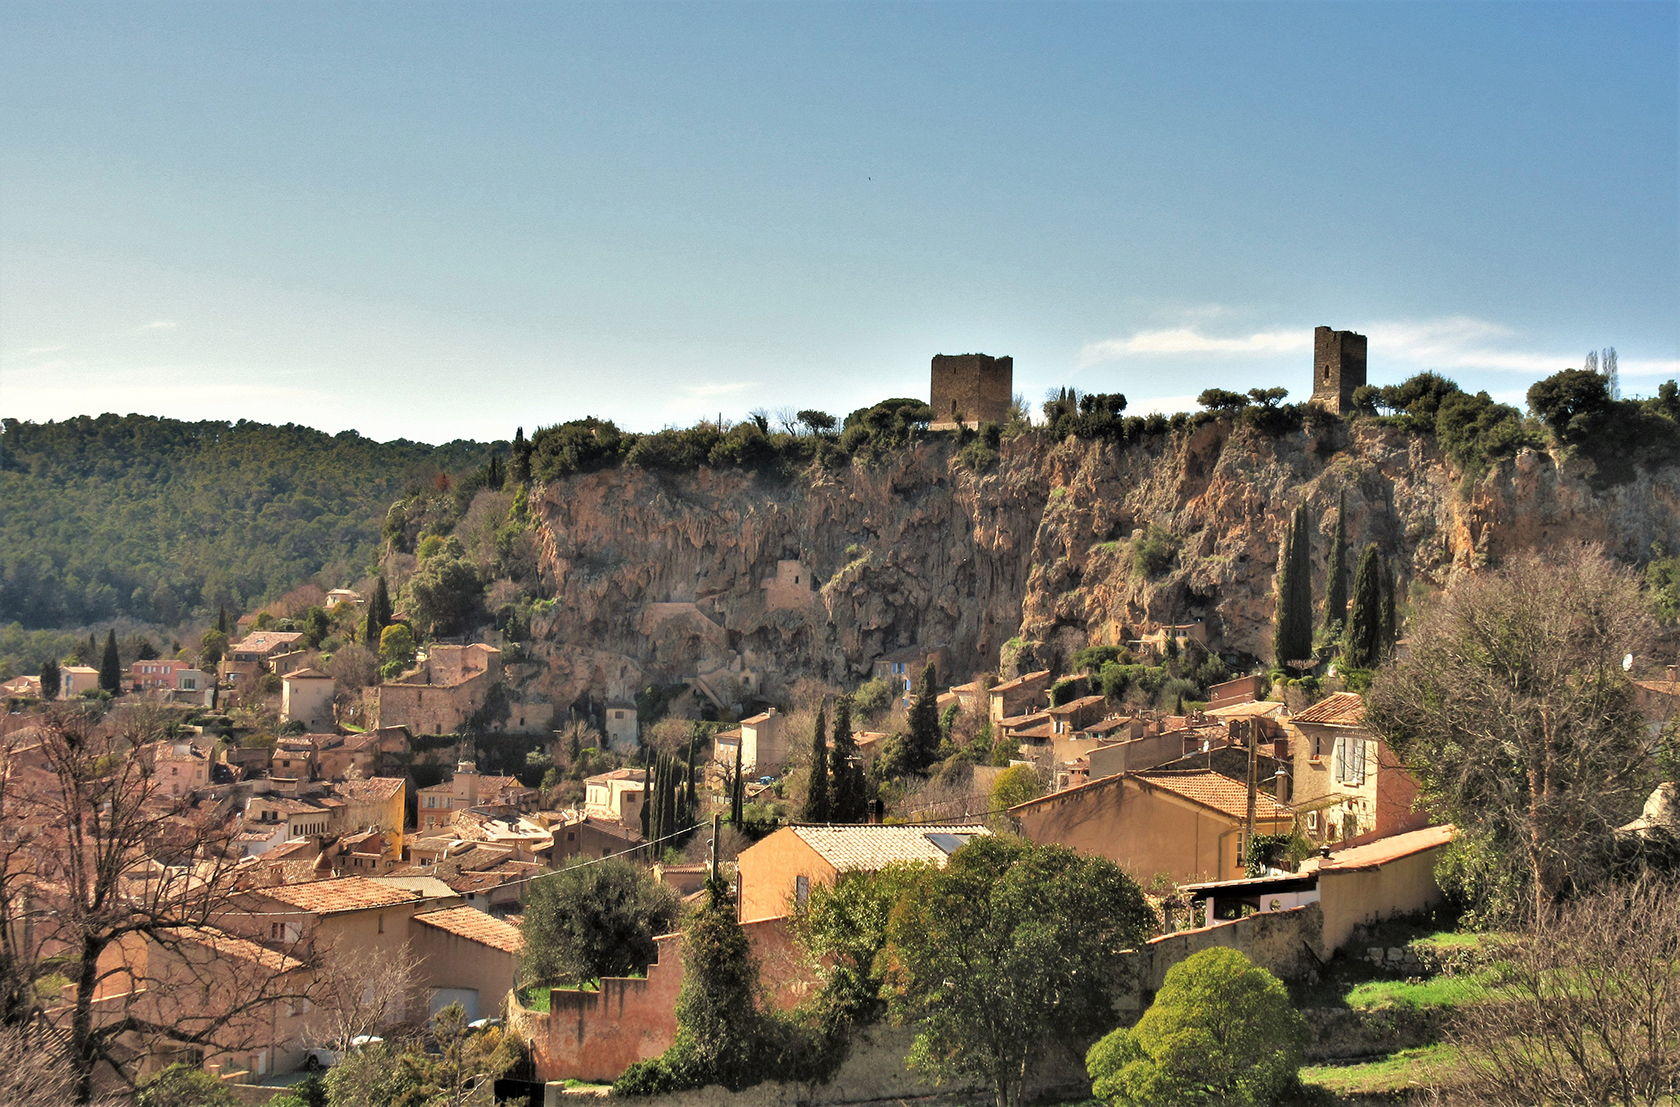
[[1310, 326, 1367, 414], [930, 353, 1013, 428]]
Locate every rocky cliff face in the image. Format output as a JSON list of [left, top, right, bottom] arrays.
[[517, 422, 1680, 711]]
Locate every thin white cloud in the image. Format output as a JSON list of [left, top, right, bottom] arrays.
[[682, 380, 755, 399], [135, 320, 178, 332], [1079, 315, 1680, 379], [22, 344, 67, 356]]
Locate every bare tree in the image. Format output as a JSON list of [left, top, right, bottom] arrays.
[[1446, 877, 1680, 1106], [306, 939, 421, 1056], [1365, 546, 1658, 919], [1, 706, 314, 1102], [0, 1023, 121, 1107]]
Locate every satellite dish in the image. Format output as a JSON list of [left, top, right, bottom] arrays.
[[1623, 653, 1635, 672]]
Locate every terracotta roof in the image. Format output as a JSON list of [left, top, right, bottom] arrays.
[[231, 631, 304, 655], [999, 711, 1051, 729], [584, 768, 647, 785], [1319, 825, 1457, 872], [63, 665, 98, 675], [1205, 699, 1285, 719], [1292, 692, 1366, 727], [1080, 716, 1133, 736], [251, 876, 423, 915], [991, 669, 1051, 694], [413, 906, 523, 953], [740, 711, 778, 726], [1137, 770, 1292, 821], [333, 777, 405, 803], [788, 825, 991, 872], [166, 926, 304, 973], [284, 667, 331, 681], [1046, 695, 1106, 717], [1634, 679, 1680, 697]]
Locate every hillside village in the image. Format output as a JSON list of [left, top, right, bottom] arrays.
[[3, 332, 1679, 1107]]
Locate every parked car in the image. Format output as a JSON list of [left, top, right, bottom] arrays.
[[300, 1035, 384, 1070]]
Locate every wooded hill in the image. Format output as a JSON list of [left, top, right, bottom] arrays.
[[0, 414, 491, 631]]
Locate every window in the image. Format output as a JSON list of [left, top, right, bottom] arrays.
[[1336, 734, 1367, 785]]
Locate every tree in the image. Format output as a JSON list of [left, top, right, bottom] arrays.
[[136, 1063, 237, 1107], [1365, 546, 1657, 919], [1342, 544, 1384, 669], [791, 864, 926, 1029], [1527, 367, 1611, 442], [405, 554, 482, 638], [988, 764, 1044, 812], [98, 629, 120, 694], [1446, 877, 1680, 1107], [1197, 388, 1250, 415], [1, 708, 315, 1102], [363, 575, 392, 642], [883, 836, 1154, 1107], [829, 702, 866, 823], [1086, 947, 1306, 1106], [508, 426, 531, 485], [904, 663, 941, 775], [323, 1042, 428, 1106], [800, 704, 829, 822], [198, 628, 227, 671], [307, 942, 419, 1057], [1324, 491, 1349, 633], [38, 657, 60, 700], [615, 883, 771, 1094], [797, 410, 836, 435], [729, 736, 745, 826], [379, 624, 417, 675], [1271, 504, 1312, 668], [519, 858, 679, 986]]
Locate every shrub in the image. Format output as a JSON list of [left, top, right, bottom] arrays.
[[1086, 947, 1307, 1105], [136, 1064, 237, 1107], [1131, 525, 1179, 579]]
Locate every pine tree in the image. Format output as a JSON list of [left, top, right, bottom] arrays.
[[98, 630, 121, 695], [1272, 504, 1314, 668], [1344, 544, 1384, 670], [830, 699, 866, 822], [905, 663, 941, 774], [39, 658, 60, 700], [1324, 491, 1349, 633], [801, 705, 829, 822]]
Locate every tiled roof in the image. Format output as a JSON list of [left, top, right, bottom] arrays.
[[999, 711, 1050, 729], [740, 711, 777, 726], [334, 776, 405, 803], [1634, 679, 1680, 697], [789, 825, 991, 872], [167, 926, 304, 973], [232, 631, 304, 654], [284, 667, 331, 680], [252, 876, 423, 915], [63, 665, 98, 675], [1205, 699, 1285, 719], [1292, 692, 1366, 727], [1081, 716, 1133, 735], [1136, 770, 1292, 821], [1319, 825, 1456, 872], [585, 768, 647, 785], [1047, 695, 1106, 716], [991, 669, 1051, 694], [413, 906, 523, 953]]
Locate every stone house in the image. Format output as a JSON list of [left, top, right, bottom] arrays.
[[584, 767, 646, 830], [227, 631, 305, 666], [129, 658, 205, 694], [1010, 768, 1295, 884], [871, 645, 949, 699], [323, 588, 363, 610], [373, 643, 502, 735], [416, 760, 532, 833], [551, 814, 645, 864], [1286, 692, 1425, 847], [280, 668, 334, 730], [761, 558, 818, 612], [734, 824, 991, 922], [1134, 620, 1210, 658], [58, 665, 100, 698], [143, 739, 213, 800], [712, 708, 787, 774], [988, 669, 1052, 723], [603, 702, 639, 751]]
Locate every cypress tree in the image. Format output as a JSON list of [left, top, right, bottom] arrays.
[[99, 630, 121, 694], [1272, 504, 1314, 668], [216, 607, 229, 635], [510, 427, 532, 485], [365, 575, 392, 642], [1344, 544, 1384, 669], [905, 663, 941, 775], [486, 454, 505, 490], [1380, 560, 1398, 652], [640, 753, 652, 839], [730, 738, 745, 825], [1324, 491, 1349, 633], [39, 658, 60, 700], [830, 699, 865, 822], [801, 704, 829, 822], [684, 729, 698, 820]]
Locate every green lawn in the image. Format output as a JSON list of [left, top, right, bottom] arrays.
[[1300, 1043, 1466, 1096], [1343, 971, 1494, 1011]]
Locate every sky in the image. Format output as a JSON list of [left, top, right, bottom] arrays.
[[2, 1, 1676, 445]]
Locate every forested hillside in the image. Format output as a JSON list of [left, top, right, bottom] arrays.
[[0, 414, 492, 629]]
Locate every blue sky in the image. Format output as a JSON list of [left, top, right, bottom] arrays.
[[2, 1, 1675, 444]]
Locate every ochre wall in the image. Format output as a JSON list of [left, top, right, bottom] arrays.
[[734, 829, 834, 922], [1318, 845, 1447, 953]]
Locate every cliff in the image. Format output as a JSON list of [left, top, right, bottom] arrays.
[[515, 421, 1680, 710]]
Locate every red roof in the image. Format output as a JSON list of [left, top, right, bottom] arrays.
[[1293, 692, 1366, 726], [1319, 825, 1456, 872], [413, 906, 523, 953]]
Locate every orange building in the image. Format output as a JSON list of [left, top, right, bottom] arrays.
[[733, 824, 990, 921]]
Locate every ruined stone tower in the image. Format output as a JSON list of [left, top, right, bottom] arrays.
[[1310, 326, 1367, 415], [930, 353, 1013, 429]]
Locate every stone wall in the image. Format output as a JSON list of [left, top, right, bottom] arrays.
[[930, 353, 1013, 427]]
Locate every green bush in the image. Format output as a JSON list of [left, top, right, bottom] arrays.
[[1131, 525, 1179, 579], [1086, 946, 1307, 1105], [136, 1063, 237, 1107]]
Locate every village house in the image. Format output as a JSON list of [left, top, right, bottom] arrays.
[[280, 668, 335, 730], [551, 813, 645, 864], [1286, 692, 1425, 847], [734, 824, 991, 921], [129, 658, 207, 695], [712, 708, 788, 774], [1133, 620, 1210, 658], [584, 767, 646, 829], [988, 669, 1053, 722], [142, 739, 214, 800], [1633, 664, 1680, 727], [226, 630, 305, 666], [1206, 674, 1268, 708], [323, 588, 363, 610], [269, 734, 322, 780], [314, 726, 411, 779], [603, 701, 639, 750], [1010, 768, 1295, 883], [871, 645, 949, 700], [58, 664, 100, 698], [416, 760, 533, 833], [1, 674, 42, 698], [372, 643, 502, 735]]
